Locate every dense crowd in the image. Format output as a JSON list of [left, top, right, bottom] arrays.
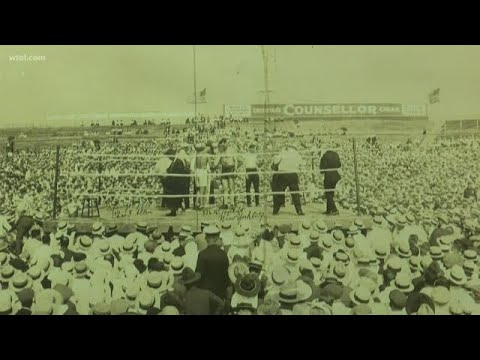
[[1, 207, 480, 315], [1, 120, 480, 315]]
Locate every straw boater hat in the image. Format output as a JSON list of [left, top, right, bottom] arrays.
[[334, 250, 350, 265], [125, 284, 141, 307], [390, 272, 414, 293], [354, 219, 365, 230], [0, 265, 16, 284], [463, 261, 476, 278], [163, 253, 173, 268], [159, 241, 172, 253], [142, 271, 174, 293], [27, 265, 46, 283], [464, 250, 477, 262], [315, 221, 328, 233], [429, 246, 444, 260], [105, 224, 118, 237], [286, 250, 300, 265], [409, 256, 421, 273], [310, 257, 322, 272], [374, 243, 390, 261], [170, 257, 185, 275], [55, 221, 68, 238], [77, 235, 94, 252], [228, 256, 250, 284], [347, 225, 359, 236], [0, 292, 22, 315], [332, 230, 345, 246], [320, 237, 333, 251], [9, 272, 33, 293], [270, 266, 290, 287], [178, 232, 189, 241], [205, 225, 221, 237], [301, 220, 311, 231], [135, 290, 156, 315], [446, 265, 468, 286], [235, 274, 261, 298], [326, 263, 347, 284], [96, 240, 111, 257], [309, 231, 320, 243], [233, 228, 251, 248], [91, 222, 105, 236], [350, 286, 373, 306], [278, 280, 313, 304], [438, 236, 453, 253], [121, 238, 138, 255], [396, 242, 412, 259], [136, 221, 148, 233], [353, 247, 371, 267], [180, 225, 192, 234], [287, 234, 302, 249], [220, 223, 232, 231], [73, 261, 92, 279], [67, 224, 77, 234]]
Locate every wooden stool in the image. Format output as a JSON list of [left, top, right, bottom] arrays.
[[81, 197, 100, 218]]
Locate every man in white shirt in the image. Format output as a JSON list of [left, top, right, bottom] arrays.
[[271, 142, 305, 216], [243, 144, 260, 207]]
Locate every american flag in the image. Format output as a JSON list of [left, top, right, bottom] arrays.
[[187, 88, 207, 104], [429, 88, 440, 104]]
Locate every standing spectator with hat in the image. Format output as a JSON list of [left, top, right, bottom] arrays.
[[195, 225, 231, 300], [319, 146, 342, 216], [163, 148, 188, 217], [271, 142, 305, 216], [243, 143, 260, 207], [182, 267, 225, 315]]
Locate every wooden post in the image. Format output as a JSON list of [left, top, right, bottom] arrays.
[[52, 145, 60, 219], [352, 138, 361, 216]]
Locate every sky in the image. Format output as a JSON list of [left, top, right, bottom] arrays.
[[1, 45, 480, 127]]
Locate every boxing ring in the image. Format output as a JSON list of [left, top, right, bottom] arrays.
[[49, 139, 370, 232]]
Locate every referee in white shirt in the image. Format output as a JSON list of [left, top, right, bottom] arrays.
[[244, 143, 260, 207], [271, 142, 305, 216]]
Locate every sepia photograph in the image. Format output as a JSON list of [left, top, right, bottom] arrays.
[[0, 45, 479, 315]]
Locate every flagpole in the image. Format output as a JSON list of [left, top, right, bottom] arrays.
[[193, 45, 198, 120]]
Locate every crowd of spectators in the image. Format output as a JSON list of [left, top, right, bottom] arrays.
[[1, 120, 480, 315]]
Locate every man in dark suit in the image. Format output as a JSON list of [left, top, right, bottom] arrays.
[[320, 148, 342, 215], [195, 225, 231, 300], [164, 149, 189, 216], [182, 268, 225, 315]]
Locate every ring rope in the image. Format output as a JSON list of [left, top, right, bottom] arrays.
[[73, 149, 340, 159], [62, 168, 342, 178], [77, 188, 339, 199]]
